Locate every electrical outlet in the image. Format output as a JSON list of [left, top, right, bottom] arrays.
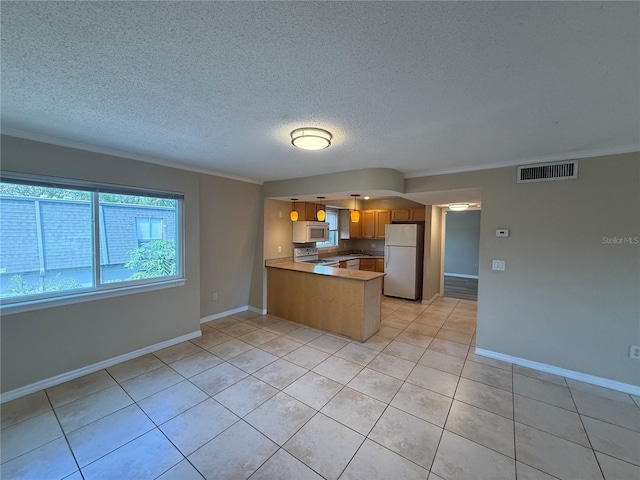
[[211, 292, 218, 301], [371, 243, 376, 248], [492, 260, 505, 271], [277, 246, 282, 253], [630, 345, 640, 359]]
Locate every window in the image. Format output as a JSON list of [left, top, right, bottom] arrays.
[[136, 217, 164, 244], [317, 208, 338, 248], [0, 174, 184, 310]]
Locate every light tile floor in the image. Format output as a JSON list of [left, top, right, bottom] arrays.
[[2, 297, 639, 480]]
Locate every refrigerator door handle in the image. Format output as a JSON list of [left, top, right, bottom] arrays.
[[385, 246, 389, 268]]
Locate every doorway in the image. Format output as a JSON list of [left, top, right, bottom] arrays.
[[442, 209, 480, 301]]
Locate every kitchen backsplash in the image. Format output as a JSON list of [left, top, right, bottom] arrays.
[[318, 238, 384, 258]]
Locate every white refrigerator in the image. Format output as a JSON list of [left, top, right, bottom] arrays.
[[384, 224, 424, 300]]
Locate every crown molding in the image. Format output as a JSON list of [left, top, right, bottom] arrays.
[[0, 128, 264, 185], [403, 146, 640, 179]]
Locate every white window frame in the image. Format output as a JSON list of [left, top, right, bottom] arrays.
[[0, 173, 185, 315], [136, 217, 164, 245], [316, 208, 339, 249]]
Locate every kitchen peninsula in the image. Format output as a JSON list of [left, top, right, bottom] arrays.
[[265, 260, 384, 342]]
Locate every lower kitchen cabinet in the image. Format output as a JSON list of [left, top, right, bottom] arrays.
[[375, 258, 385, 291], [359, 258, 376, 271]]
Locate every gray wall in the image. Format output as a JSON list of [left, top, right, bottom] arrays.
[[0, 136, 201, 393], [199, 174, 262, 318], [1, 136, 264, 394], [407, 152, 640, 386], [423, 206, 443, 303], [444, 210, 481, 277]]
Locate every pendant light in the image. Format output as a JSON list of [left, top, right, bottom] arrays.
[[316, 197, 326, 221], [290, 198, 299, 221], [350, 194, 360, 223]]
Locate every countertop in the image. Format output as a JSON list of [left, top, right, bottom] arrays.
[[320, 254, 384, 262], [266, 260, 384, 281]]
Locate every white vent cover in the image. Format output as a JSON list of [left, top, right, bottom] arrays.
[[517, 160, 578, 183]]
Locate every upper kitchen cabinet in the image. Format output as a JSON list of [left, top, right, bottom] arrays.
[[295, 202, 324, 221], [376, 210, 391, 237], [391, 207, 425, 222], [361, 210, 376, 238], [362, 209, 391, 239], [339, 209, 362, 239]]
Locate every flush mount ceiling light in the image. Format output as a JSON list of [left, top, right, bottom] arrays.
[[291, 128, 332, 150], [351, 194, 360, 223], [316, 197, 326, 221], [449, 203, 470, 211]]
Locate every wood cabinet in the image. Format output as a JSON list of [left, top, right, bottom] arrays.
[[294, 202, 324, 221], [361, 209, 390, 239], [391, 209, 410, 222], [391, 207, 425, 222], [410, 207, 425, 221], [361, 210, 376, 238], [376, 210, 391, 237], [375, 258, 385, 291], [267, 266, 381, 342], [359, 258, 376, 271], [339, 209, 362, 239]]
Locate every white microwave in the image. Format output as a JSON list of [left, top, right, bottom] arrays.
[[292, 221, 330, 243]]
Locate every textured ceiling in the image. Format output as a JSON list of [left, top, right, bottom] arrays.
[[1, 1, 638, 183]]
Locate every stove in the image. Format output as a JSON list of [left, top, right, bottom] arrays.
[[293, 247, 340, 267]]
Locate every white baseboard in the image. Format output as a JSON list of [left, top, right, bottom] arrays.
[[201, 305, 267, 324], [421, 293, 440, 305], [200, 305, 250, 323], [249, 306, 267, 315], [1, 330, 202, 404], [444, 273, 479, 279], [475, 348, 640, 396]]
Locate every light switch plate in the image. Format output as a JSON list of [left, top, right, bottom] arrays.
[[492, 260, 506, 271]]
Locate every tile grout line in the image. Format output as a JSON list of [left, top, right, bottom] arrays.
[[43, 387, 84, 479]]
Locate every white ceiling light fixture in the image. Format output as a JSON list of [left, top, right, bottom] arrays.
[[291, 128, 332, 150], [449, 203, 470, 211]]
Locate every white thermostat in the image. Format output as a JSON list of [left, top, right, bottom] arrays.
[[496, 229, 510, 237]]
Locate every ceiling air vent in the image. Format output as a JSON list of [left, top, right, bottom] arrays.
[[517, 160, 578, 183]]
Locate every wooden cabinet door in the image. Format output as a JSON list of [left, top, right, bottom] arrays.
[[305, 202, 319, 221], [375, 258, 384, 273], [375, 258, 385, 291], [410, 207, 425, 221], [359, 258, 376, 271], [376, 210, 390, 238], [350, 215, 361, 238], [361, 210, 376, 238], [391, 209, 410, 221]]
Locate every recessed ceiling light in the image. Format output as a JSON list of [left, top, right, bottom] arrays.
[[291, 128, 332, 150], [364, 196, 370, 200]]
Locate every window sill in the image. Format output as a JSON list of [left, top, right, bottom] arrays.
[[316, 244, 338, 250], [0, 278, 186, 316]]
